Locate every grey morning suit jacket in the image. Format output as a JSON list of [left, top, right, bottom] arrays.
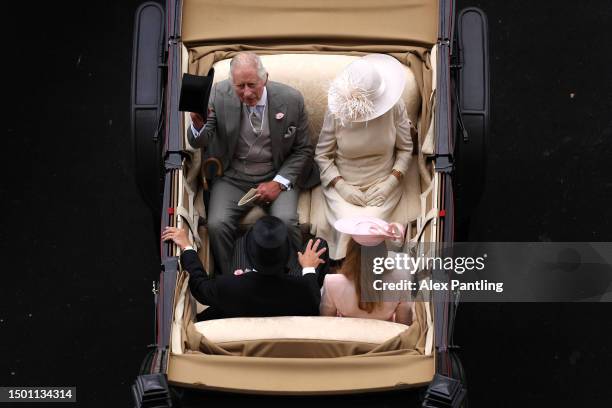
[[187, 80, 319, 188]]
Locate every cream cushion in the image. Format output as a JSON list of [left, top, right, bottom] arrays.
[[194, 315, 409, 345]]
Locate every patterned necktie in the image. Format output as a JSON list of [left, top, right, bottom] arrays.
[[249, 106, 263, 133]]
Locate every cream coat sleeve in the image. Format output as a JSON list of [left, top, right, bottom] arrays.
[[315, 110, 342, 187], [391, 99, 414, 174]]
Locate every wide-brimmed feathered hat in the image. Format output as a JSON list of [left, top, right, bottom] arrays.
[[328, 54, 406, 124]]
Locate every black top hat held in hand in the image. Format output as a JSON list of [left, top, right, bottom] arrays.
[[178, 68, 215, 116]]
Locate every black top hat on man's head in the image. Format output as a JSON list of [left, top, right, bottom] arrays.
[[245, 216, 290, 275]]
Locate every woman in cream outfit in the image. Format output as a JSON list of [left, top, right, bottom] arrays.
[[314, 54, 414, 260]]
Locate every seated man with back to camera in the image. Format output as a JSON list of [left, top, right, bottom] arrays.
[[188, 52, 317, 275], [162, 216, 327, 321]]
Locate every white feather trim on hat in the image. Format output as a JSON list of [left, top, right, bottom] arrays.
[[328, 71, 376, 125]]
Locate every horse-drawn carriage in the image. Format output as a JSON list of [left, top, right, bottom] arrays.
[[130, 0, 489, 405]]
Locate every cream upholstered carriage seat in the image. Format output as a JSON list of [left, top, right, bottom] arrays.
[[194, 315, 409, 345], [209, 54, 422, 231]]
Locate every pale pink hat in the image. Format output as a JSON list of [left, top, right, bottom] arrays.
[[334, 216, 405, 246]]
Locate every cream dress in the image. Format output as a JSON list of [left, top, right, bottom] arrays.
[[312, 100, 413, 259]]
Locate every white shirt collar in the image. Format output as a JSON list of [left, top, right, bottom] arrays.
[[258, 86, 268, 107]]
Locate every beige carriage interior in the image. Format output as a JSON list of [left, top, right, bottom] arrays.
[[165, 0, 443, 395]]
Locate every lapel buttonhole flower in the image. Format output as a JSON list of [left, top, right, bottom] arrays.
[[275, 112, 285, 120]]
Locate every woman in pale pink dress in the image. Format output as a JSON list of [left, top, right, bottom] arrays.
[[320, 238, 414, 325]]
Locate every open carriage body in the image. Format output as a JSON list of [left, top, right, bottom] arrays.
[[130, 0, 490, 405]]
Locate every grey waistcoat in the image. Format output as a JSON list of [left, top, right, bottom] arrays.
[[229, 105, 274, 177]]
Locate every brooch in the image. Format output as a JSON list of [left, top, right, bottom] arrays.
[[275, 112, 285, 120]]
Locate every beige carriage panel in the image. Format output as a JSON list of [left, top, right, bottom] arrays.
[[182, 0, 439, 46], [168, 352, 434, 394], [210, 54, 421, 146]]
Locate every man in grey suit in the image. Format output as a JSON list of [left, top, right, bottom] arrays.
[[188, 52, 314, 275]]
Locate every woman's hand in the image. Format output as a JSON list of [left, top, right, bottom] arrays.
[[365, 175, 400, 206], [335, 179, 366, 206]]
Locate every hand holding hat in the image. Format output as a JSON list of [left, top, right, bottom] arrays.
[[335, 179, 366, 207], [189, 108, 213, 131], [365, 175, 400, 206], [334, 216, 405, 247], [256, 181, 282, 204]]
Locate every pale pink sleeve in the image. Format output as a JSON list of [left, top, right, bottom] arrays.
[[394, 301, 414, 325], [319, 276, 337, 316]]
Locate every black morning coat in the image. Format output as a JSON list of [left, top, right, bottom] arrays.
[[180, 250, 321, 321]]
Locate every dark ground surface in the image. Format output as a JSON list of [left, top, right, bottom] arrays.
[[1, 0, 612, 407]]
